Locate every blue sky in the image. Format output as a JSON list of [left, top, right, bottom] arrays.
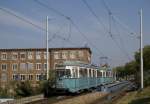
[[0, 0, 149, 67]]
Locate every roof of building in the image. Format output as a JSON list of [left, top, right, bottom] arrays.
[[0, 47, 92, 54]]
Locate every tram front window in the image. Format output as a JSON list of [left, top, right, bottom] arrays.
[[56, 69, 71, 78]]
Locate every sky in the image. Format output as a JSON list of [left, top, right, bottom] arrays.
[[0, 0, 150, 67]]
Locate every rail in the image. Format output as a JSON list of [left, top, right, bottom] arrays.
[[0, 94, 44, 104]]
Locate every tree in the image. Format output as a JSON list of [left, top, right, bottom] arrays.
[[41, 70, 56, 97], [15, 81, 33, 97], [114, 45, 150, 87], [134, 45, 150, 86], [0, 87, 9, 98], [113, 66, 125, 80]]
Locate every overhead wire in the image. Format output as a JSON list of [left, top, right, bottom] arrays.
[[48, 22, 66, 43], [82, 0, 132, 60], [70, 19, 105, 56], [0, 6, 78, 47], [81, 0, 108, 33], [101, 0, 137, 37], [109, 13, 132, 60], [33, 0, 106, 56], [33, 0, 70, 20], [0, 7, 45, 31], [102, 0, 132, 60], [66, 20, 72, 41]]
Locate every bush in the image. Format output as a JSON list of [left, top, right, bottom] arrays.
[[0, 88, 9, 98], [15, 81, 34, 97], [144, 70, 150, 87]]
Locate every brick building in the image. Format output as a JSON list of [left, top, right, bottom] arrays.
[[0, 47, 91, 88]]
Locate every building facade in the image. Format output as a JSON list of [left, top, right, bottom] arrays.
[[0, 47, 91, 88]]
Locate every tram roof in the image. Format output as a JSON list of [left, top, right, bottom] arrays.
[[99, 66, 112, 71], [58, 61, 99, 69]]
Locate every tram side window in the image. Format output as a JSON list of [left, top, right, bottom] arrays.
[[93, 70, 97, 77], [56, 69, 71, 78], [79, 68, 87, 78], [106, 71, 109, 77], [93, 70, 95, 77], [85, 69, 88, 77], [89, 69, 91, 77], [103, 72, 106, 77], [97, 71, 100, 77], [66, 69, 71, 77], [97, 71, 102, 77], [72, 68, 78, 78], [100, 72, 102, 77]]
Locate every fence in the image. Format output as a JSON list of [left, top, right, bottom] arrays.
[[0, 94, 44, 104]]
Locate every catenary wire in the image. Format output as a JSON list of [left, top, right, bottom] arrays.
[[33, 0, 106, 57]]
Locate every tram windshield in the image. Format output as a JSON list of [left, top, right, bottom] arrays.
[[56, 69, 71, 78]]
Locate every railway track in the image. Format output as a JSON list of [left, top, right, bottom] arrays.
[[6, 81, 131, 104], [27, 91, 92, 104]]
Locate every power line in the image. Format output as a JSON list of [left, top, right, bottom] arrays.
[[81, 0, 108, 34], [101, 0, 137, 37], [0, 6, 78, 47], [102, 0, 132, 60], [66, 20, 72, 41], [82, 0, 132, 60], [70, 19, 105, 56], [48, 22, 66, 42], [33, 0, 70, 20], [0, 7, 45, 31], [109, 12, 131, 60], [33, 0, 106, 56]]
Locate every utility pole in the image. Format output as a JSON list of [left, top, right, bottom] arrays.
[[46, 16, 49, 80], [140, 9, 144, 89]]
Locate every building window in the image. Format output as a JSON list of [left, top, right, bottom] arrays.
[[1, 53, 7, 60], [20, 52, 26, 60], [36, 63, 41, 70], [62, 51, 67, 59], [20, 63, 26, 70], [44, 52, 47, 59], [54, 52, 59, 59], [12, 63, 18, 71], [36, 74, 41, 81], [36, 51, 41, 59], [78, 51, 83, 57], [1, 64, 7, 71], [27, 63, 33, 70], [28, 52, 33, 60], [12, 74, 19, 80], [12, 52, 18, 60], [28, 74, 33, 80], [70, 51, 76, 59], [20, 74, 26, 80], [44, 63, 47, 70], [1, 73, 7, 81]]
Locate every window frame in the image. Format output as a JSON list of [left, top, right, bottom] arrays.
[[12, 63, 18, 71], [1, 64, 7, 71], [20, 52, 26, 60], [36, 63, 42, 70], [1, 53, 7, 60]]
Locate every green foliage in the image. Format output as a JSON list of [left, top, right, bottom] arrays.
[[144, 70, 150, 86], [0, 88, 9, 98], [0, 70, 56, 98], [15, 81, 33, 97], [43, 70, 56, 97], [114, 45, 150, 87]]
